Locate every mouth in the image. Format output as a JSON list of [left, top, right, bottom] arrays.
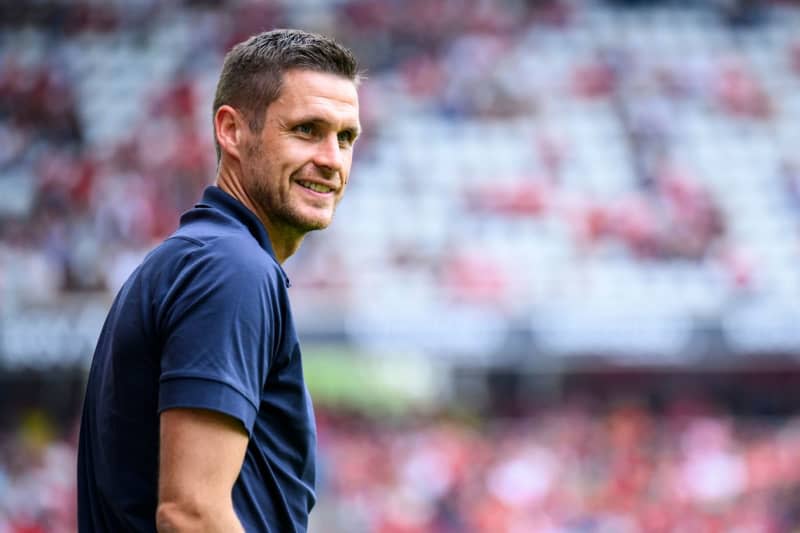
[[296, 180, 336, 195]]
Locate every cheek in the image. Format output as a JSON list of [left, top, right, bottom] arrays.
[[281, 142, 314, 166], [342, 159, 354, 185]]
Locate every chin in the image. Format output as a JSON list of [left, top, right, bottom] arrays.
[[299, 208, 335, 231], [305, 219, 332, 232], [290, 214, 333, 233]]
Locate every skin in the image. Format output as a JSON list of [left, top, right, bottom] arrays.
[[156, 410, 247, 533], [156, 69, 360, 532], [215, 68, 361, 263]]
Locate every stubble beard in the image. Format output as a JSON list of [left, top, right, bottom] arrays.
[[245, 141, 333, 236]]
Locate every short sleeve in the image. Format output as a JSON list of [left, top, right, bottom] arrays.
[[156, 242, 277, 435]]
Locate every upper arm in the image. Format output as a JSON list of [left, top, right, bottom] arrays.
[[157, 408, 248, 528], [157, 245, 277, 434]]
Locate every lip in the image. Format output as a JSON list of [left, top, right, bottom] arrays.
[[294, 180, 337, 197]]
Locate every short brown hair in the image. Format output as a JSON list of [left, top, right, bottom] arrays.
[[212, 29, 362, 162]]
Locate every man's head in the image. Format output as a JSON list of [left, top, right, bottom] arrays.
[[213, 29, 361, 163], [212, 29, 362, 250]]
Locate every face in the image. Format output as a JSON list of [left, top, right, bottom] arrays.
[[240, 69, 360, 238]]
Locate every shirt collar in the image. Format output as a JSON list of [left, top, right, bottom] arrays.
[[196, 185, 291, 287]]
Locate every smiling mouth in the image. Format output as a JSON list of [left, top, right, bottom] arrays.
[[297, 180, 335, 194]]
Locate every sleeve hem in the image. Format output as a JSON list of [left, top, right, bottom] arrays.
[[159, 377, 258, 435]]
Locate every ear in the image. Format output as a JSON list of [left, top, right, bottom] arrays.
[[214, 105, 247, 161]]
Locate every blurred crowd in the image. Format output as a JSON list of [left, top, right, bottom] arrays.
[[0, 411, 76, 533], [2, 400, 800, 533], [0, 21, 210, 295], [1, 0, 799, 310], [3, 2, 800, 531], [316, 402, 800, 532]]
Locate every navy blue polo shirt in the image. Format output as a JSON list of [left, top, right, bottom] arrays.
[[78, 186, 316, 532]]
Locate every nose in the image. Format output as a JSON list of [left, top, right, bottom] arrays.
[[313, 133, 344, 174]]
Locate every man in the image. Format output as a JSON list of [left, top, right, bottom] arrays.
[[77, 29, 361, 532]]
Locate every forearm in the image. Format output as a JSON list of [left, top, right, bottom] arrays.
[[156, 500, 245, 533]]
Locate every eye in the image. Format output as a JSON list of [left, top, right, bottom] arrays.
[[337, 130, 356, 146], [294, 123, 314, 136]]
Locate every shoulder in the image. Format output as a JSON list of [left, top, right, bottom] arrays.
[[150, 223, 282, 291], [136, 230, 285, 331]]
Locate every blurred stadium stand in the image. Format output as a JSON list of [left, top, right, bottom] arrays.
[[2, 0, 800, 531]]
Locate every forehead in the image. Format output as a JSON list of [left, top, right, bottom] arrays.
[[269, 69, 359, 125]]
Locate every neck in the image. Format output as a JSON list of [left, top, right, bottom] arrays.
[[215, 164, 303, 264]]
